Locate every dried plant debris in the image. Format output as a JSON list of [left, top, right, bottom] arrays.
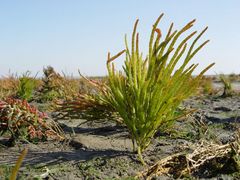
[[136, 130, 240, 179]]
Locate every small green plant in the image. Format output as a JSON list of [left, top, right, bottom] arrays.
[[0, 98, 64, 145], [96, 14, 214, 164], [220, 74, 233, 97], [17, 71, 37, 101], [39, 66, 80, 102], [38, 66, 62, 102]]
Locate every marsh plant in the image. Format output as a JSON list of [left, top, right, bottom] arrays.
[[94, 14, 215, 164], [0, 74, 19, 99], [0, 98, 64, 145], [16, 71, 38, 101], [39, 66, 80, 102], [38, 66, 62, 102], [220, 74, 233, 97]]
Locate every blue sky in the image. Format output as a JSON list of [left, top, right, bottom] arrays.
[[0, 0, 239, 76]]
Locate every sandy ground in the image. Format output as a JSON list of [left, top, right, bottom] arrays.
[[0, 95, 240, 179]]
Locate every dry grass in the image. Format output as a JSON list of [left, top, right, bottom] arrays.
[[136, 129, 240, 179]]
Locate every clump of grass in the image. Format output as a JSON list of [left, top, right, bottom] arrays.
[[220, 74, 233, 97], [97, 14, 214, 164], [0, 73, 19, 99]]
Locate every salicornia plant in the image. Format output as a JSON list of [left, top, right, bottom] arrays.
[[17, 71, 37, 101], [86, 14, 214, 164], [219, 74, 233, 97], [0, 98, 64, 146]]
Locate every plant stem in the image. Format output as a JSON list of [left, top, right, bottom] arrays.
[[138, 146, 146, 165], [10, 148, 28, 180], [132, 138, 136, 152]]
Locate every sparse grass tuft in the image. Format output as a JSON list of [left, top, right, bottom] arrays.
[[220, 74, 233, 97], [0, 73, 19, 99]]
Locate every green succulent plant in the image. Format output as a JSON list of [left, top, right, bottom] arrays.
[[0, 98, 64, 145], [17, 71, 37, 101], [99, 14, 214, 164], [220, 74, 233, 97]]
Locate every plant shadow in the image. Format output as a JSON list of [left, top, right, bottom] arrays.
[[59, 123, 129, 138], [0, 147, 130, 167], [206, 115, 240, 124]]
